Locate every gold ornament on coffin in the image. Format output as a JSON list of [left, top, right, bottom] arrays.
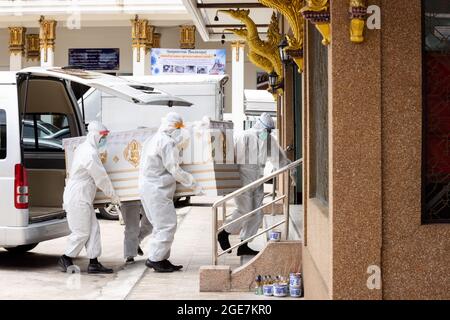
[[113, 156, 120, 163], [123, 140, 141, 168], [300, 0, 331, 46], [349, 0, 368, 43], [221, 10, 283, 90], [26, 34, 40, 61], [39, 16, 57, 63], [8, 27, 26, 56], [258, 0, 305, 72], [100, 151, 108, 164]]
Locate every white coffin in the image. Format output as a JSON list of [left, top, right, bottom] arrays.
[[63, 121, 241, 204]]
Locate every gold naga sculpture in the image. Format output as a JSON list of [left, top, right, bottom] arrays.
[[349, 0, 368, 43], [258, 0, 305, 72], [224, 28, 274, 77], [220, 9, 284, 88], [300, 0, 331, 46]]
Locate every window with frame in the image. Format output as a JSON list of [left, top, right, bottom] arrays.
[[22, 113, 71, 152], [423, 0, 450, 223]]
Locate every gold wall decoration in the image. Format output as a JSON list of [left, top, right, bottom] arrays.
[[145, 24, 155, 52], [230, 41, 246, 63], [152, 33, 161, 48], [349, 0, 367, 43], [123, 140, 141, 168], [180, 25, 196, 49], [300, 0, 331, 46], [131, 15, 149, 62], [39, 16, 57, 63], [258, 0, 305, 72], [8, 27, 26, 56], [26, 34, 40, 61], [221, 9, 283, 89]]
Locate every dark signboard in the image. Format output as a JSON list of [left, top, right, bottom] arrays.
[[68, 48, 120, 70]]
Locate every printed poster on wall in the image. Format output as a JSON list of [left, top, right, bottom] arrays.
[[151, 48, 226, 75]]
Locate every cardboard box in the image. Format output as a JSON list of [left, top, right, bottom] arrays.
[[63, 121, 241, 203]]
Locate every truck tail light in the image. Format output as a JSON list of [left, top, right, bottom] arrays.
[[14, 163, 29, 209]]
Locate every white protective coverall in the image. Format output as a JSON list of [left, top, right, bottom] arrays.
[[225, 113, 292, 240], [63, 121, 119, 259], [138, 112, 200, 262], [121, 200, 153, 259]]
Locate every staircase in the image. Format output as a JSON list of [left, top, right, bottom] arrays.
[[199, 159, 303, 292]]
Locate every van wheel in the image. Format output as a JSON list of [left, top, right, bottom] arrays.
[[5, 243, 39, 253], [98, 203, 120, 220]]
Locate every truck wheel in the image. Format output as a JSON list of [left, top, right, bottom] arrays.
[[5, 243, 39, 253], [98, 203, 120, 220]]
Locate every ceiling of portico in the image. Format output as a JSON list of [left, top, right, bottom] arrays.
[[181, 0, 275, 42], [0, 0, 192, 28]]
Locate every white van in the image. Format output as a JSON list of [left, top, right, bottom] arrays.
[[0, 67, 190, 253]]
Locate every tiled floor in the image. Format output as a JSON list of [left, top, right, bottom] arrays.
[[127, 205, 299, 300]]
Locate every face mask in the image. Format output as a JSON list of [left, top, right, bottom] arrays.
[[98, 136, 107, 148], [259, 129, 271, 141]]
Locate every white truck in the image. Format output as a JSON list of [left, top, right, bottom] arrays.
[[80, 74, 229, 131], [0, 67, 189, 252]]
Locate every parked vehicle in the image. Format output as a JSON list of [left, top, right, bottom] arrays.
[[0, 67, 190, 252]]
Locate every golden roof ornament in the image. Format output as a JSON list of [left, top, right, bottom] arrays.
[[26, 34, 40, 61], [131, 15, 149, 62], [349, 0, 368, 43], [39, 16, 57, 63], [300, 0, 331, 46], [258, 0, 305, 72], [8, 27, 26, 56], [180, 25, 196, 49]]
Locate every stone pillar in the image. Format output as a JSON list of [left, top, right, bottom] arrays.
[[8, 27, 26, 71], [131, 17, 152, 76], [231, 41, 245, 133], [39, 18, 57, 68]]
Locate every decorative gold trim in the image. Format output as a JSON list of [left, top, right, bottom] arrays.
[[26, 34, 40, 61], [131, 15, 149, 62], [221, 9, 283, 90], [39, 16, 57, 63], [300, 0, 331, 46], [9, 27, 26, 56], [230, 41, 245, 62], [258, 0, 305, 72], [180, 25, 196, 49], [349, 0, 367, 43], [152, 33, 161, 49]]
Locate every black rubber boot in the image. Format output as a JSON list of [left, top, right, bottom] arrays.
[[125, 257, 135, 264], [58, 255, 74, 272], [87, 260, 114, 274], [137, 246, 144, 256], [237, 243, 259, 256], [218, 230, 232, 253], [166, 260, 183, 271], [145, 259, 175, 273]]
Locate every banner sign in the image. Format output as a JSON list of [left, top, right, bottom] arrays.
[[151, 48, 226, 75], [68, 48, 120, 70]]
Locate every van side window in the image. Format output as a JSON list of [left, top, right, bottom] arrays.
[[23, 113, 71, 152], [0, 109, 6, 159]]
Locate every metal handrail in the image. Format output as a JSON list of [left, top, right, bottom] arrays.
[[211, 158, 303, 265]]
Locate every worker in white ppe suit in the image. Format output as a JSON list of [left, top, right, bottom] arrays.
[[121, 200, 153, 264], [139, 112, 202, 272], [218, 113, 294, 256], [58, 121, 120, 274]]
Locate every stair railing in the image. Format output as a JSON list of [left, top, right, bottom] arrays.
[[211, 158, 303, 265]]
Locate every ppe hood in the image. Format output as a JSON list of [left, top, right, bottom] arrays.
[[17, 67, 193, 107]]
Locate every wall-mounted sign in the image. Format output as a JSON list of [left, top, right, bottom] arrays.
[[68, 48, 120, 70], [151, 48, 226, 75]]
